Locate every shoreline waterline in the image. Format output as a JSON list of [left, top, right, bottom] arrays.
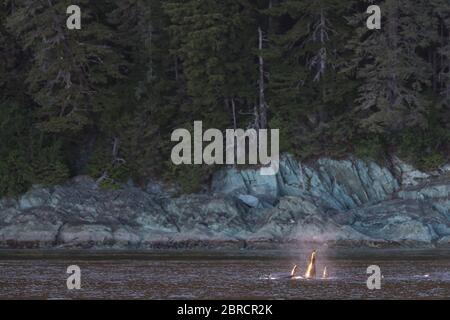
[[0, 248, 449, 299]]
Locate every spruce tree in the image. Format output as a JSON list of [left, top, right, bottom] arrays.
[[431, 0, 450, 108], [163, 0, 256, 130], [267, 0, 353, 156], [100, 0, 177, 183], [346, 0, 433, 134], [6, 0, 126, 134]]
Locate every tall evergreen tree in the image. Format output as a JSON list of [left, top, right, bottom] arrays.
[[98, 0, 178, 183], [0, 0, 448, 195], [431, 0, 450, 108], [346, 0, 433, 133], [6, 0, 126, 134], [163, 0, 256, 130], [267, 0, 354, 156]]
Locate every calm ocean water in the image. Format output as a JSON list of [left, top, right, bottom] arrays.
[[0, 248, 449, 299]]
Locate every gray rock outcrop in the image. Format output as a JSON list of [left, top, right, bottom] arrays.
[[0, 154, 449, 249]]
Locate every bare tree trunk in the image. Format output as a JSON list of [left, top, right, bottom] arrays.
[[229, 98, 238, 166], [268, 0, 274, 31], [430, 50, 437, 93], [174, 56, 179, 82], [387, 1, 399, 109], [231, 98, 237, 131], [446, 45, 450, 102], [442, 21, 450, 101], [253, 103, 260, 130], [112, 137, 126, 165], [258, 27, 268, 129], [95, 137, 125, 188], [318, 8, 327, 123], [95, 171, 109, 186], [112, 137, 120, 162]]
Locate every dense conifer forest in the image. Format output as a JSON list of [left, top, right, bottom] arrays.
[[0, 0, 449, 195]]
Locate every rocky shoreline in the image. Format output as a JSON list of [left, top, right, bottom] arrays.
[[1, 154, 450, 249]]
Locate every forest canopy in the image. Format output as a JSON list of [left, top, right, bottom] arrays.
[[0, 0, 449, 196]]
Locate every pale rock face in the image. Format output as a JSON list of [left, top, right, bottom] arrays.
[[0, 222, 60, 244], [399, 183, 450, 201], [18, 188, 52, 210], [212, 155, 399, 210], [392, 156, 431, 186], [237, 194, 262, 208], [437, 235, 450, 246], [113, 227, 141, 246], [58, 225, 114, 245], [0, 154, 449, 249]]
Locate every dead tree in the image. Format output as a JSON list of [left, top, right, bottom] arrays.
[[258, 26, 268, 130], [95, 137, 126, 187]]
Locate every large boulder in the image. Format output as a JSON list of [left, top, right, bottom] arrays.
[[212, 155, 399, 210]]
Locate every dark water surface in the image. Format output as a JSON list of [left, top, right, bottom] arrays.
[[0, 248, 449, 299]]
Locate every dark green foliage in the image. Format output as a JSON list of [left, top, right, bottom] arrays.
[[345, 0, 434, 133], [0, 100, 69, 196], [0, 148, 32, 197], [86, 142, 130, 189], [6, 0, 126, 134], [268, 0, 357, 158], [164, 163, 213, 194], [398, 127, 448, 171], [30, 142, 70, 186], [0, 0, 449, 196], [354, 134, 387, 161], [163, 0, 257, 129]]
